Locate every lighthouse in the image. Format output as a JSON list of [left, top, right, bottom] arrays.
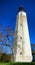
[[13, 7, 32, 62]]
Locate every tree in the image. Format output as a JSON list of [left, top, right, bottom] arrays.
[[0, 24, 14, 54]]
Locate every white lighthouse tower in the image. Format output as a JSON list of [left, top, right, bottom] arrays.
[[13, 7, 32, 62]]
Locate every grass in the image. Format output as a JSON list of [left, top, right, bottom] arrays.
[[0, 62, 35, 65]]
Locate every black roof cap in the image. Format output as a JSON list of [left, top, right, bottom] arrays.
[[19, 6, 25, 12]]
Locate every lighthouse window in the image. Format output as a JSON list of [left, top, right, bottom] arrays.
[[20, 24, 22, 26], [20, 52, 22, 55], [20, 13, 22, 15], [20, 37, 22, 39]]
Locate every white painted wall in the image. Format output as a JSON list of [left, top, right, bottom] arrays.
[[13, 11, 33, 62]]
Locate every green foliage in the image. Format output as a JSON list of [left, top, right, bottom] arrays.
[[0, 53, 11, 62]]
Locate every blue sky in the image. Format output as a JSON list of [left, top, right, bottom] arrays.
[[0, 0, 35, 53]]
